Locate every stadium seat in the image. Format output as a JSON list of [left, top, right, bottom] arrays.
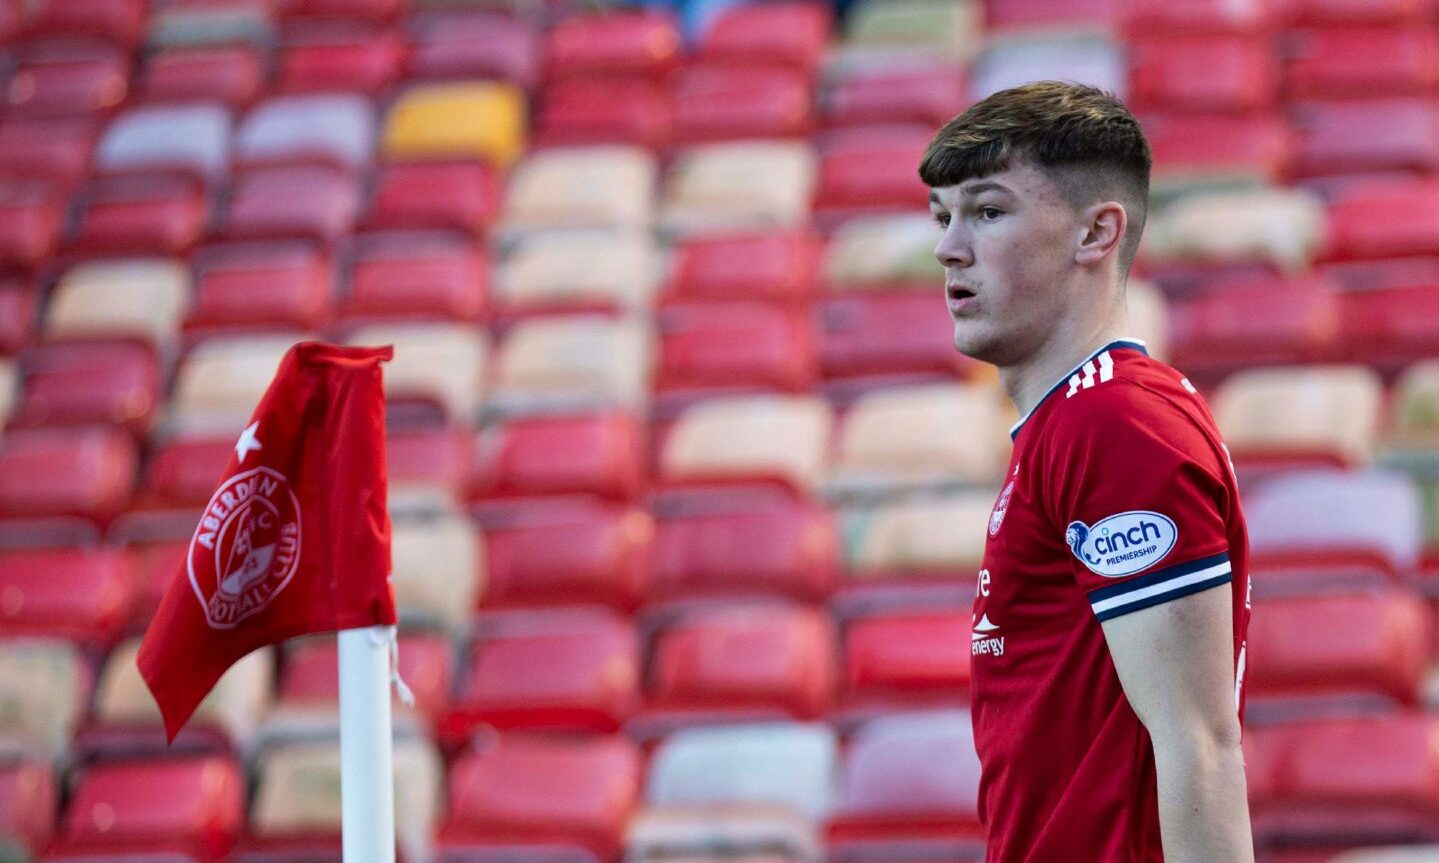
[[0, 546, 132, 644], [441, 733, 642, 861], [826, 710, 984, 862], [168, 334, 304, 434], [648, 495, 838, 602], [479, 501, 650, 610], [3, 43, 130, 120], [660, 394, 833, 497], [699, 1, 831, 73], [670, 65, 814, 146], [52, 756, 245, 859], [0, 116, 99, 189], [221, 165, 359, 244], [382, 83, 526, 168], [277, 631, 451, 729], [823, 60, 967, 130], [342, 231, 489, 324], [456, 607, 640, 733], [1390, 360, 1439, 454], [1324, 179, 1439, 262], [247, 737, 440, 863], [828, 382, 1009, 496], [139, 45, 265, 110], [0, 757, 57, 857], [1244, 469, 1425, 578], [664, 230, 821, 306], [845, 492, 994, 580], [659, 141, 817, 235], [1143, 187, 1326, 271], [139, 436, 232, 509], [1330, 848, 1439, 863], [1124, 0, 1278, 36], [498, 231, 659, 315], [491, 315, 655, 416], [1290, 98, 1439, 178], [389, 512, 484, 632], [0, 426, 138, 524], [236, 94, 375, 173], [123, 538, 186, 625], [0, 179, 66, 270], [275, 22, 404, 95], [275, 0, 404, 22], [10, 341, 161, 435], [405, 11, 541, 89], [68, 172, 208, 256], [96, 104, 231, 181], [1128, 35, 1278, 114], [823, 214, 942, 292], [646, 721, 837, 819], [386, 424, 475, 512], [1167, 274, 1340, 381], [1336, 284, 1439, 373], [647, 603, 835, 720], [187, 241, 333, 333], [344, 322, 489, 422], [1288, 0, 1433, 27], [844, 0, 980, 57], [971, 32, 1126, 101], [14, 0, 146, 45], [147, 0, 276, 51], [813, 128, 934, 227], [818, 291, 972, 385], [470, 411, 646, 502], [1213, 364, 1383, 467], [0, 638, 91, 758], [533, 79, 673, 151], [56, 262, 183, 349], [0, 360, 15, 427], [0, 276, 37, 358], [366, 159, 500, 236], [544, 9, 682, 83], [841, 608, 972, 710], [1144, 112, 1294, 192], [1285, 27, 1439, 101], [655, 302, 819, 397], [500, 146, 656, 236], [985, 0, 1126, 33]]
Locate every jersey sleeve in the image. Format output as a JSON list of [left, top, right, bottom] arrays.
[[1044, 382, 1234, 623]]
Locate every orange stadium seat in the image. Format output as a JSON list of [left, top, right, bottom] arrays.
[[655, 302, 819, 397], [671, 65, 814, 145], [0, 179, 66, 270], [68, 172, 208, 257], [648, 495, 839, 602], [279, 632, 453, 728], [95, 104, 232, 182], [470, 412, 647, 502], [700, 1, 832, 74], [544, 9, 682, 84], [382, 83, 525, 169], [366, 159, 500, 235], [440, 733, 641, 861], [405, 12, 541, 89], [840, 607, 972, 711], [0, 116, 99, 188], [1285, 26, 1439, 101], [0, 426, 137, 525], [51, 756, 245, 859], [456, 607, 640, 733], [478, 501, 650, 610], [0, 758, 58, 857], [10, 341, 161, 435], [0, 547, 132, 645], [664, 231, 821, 306], [342, 231, 490, 324], [3, 43, 130, 120], [1128, 35, 1279, 115], [276, 22, 404, 95], [187, 241, 333, 334], [1291, 98, 1439, 178], [534, 78, 673, 151], [138, 45, 265, 110]]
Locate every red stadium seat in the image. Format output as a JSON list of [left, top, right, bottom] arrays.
[[1129, 35, 1279, 114], [1247, 590, 1429, 716], [1288, 0, 1433, 26], [841, 608, 972, 708], [1167, 273, 1340, 382], [15, 0, 145, 46], [441, 734, 641, 861], [454, 609, 639, 734], [405, 12, 541, 89], [140, 46, 265, 111], [0, 758, 57, 858], [814, 130, 932, 226], [985, 0, 1125, 31], [0, 547, 132, 646], [824, 64, 967, 130], [818, 292, 974, 381], [0, 179, 65, 270], [342, 231, 489, 324], [222, 165, 360, 245], [125, 539, 187, 630], [671, 65, 814, 145], [1125, 0, 1279, 35], [1291, 98, 1439, 178], [665, 231, 820, 306], [279, 631, 452, 726], [1286, 27, 1439, 100], [647, 603, 835, 720], [1144, 112, 1294, 185], [11, 341, 161, 435], [276, 0, 404, 22], [0, 426, 137, 524], [1324, 179, 1439, 261], [534, 79, 672, 151], [0, 278, 39, 355], [277, 23, 404, 95], [68, 172, 208, 256], [53, 756, 245, 859], [648, 497, 839, 602], [366, 160, 499, 236], [471, 412, 646, 502], [187, 241, 333, 333], [3, 43, 130, 120], [826, 711, 985, 862], [140, 436, 233, 509], [386, 423, 473, 506], [544, 10, 681, 84], [1336, 284, 1439, 372], [479, 501, 651, 611], [656, 302, 819, 396], [699, 1, 831, 74], [0, 117, 99, 188]]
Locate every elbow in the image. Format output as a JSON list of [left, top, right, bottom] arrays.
[[1148, 713, 1245, 765]]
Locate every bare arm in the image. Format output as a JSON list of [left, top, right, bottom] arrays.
[[1101, 582, 1255, 863]]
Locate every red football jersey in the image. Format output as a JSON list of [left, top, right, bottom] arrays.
[[971, 338, 1250, 863]]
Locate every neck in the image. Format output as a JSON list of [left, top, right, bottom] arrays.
[[1000, 306, 1131, 420]]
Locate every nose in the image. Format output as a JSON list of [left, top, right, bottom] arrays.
[[934, 221, 973, 269]]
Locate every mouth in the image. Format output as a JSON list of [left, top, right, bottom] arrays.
[[946, 284, 976, 315]]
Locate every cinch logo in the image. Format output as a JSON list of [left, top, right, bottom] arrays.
[[1066, 511, 1177, 577]]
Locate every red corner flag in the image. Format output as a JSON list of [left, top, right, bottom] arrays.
[[139, 342, 398, 741]]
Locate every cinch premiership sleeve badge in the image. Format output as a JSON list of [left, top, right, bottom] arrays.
[[1066, 511, 1178, 577]]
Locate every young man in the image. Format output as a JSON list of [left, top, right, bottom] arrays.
[[922, 82, 1254, 862]]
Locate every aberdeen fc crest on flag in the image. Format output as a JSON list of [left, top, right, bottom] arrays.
[[138, 343, 398, 742]]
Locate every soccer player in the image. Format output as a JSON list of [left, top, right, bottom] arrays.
[[922, 82, 1254, 862]]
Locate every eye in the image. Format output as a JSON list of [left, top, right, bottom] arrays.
[[932, 211, 951, 230], [977, 206, 1003, 221]]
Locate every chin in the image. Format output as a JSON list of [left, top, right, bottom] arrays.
[[952, 322, 1006, 365]]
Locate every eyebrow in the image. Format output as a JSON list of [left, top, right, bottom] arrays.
[[928, 180, 1015, 207]]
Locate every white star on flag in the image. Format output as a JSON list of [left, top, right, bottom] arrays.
[[234, 422, 262, 463]]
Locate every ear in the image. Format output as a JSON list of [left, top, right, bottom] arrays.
[[1075, 201, 1127, 266]]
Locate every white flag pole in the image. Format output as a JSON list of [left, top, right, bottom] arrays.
[[338, 625, 397, 863]]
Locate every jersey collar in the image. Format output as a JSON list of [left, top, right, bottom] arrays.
[[1008, 338, 1150, 440]]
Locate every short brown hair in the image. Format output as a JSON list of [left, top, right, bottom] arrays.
[[919, 81, 1152, 273]]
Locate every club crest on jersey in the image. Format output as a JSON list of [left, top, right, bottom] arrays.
[[1066, 511, 1177, 577], [989, 479, 1016, 536], [189, 466, 302, 630]]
